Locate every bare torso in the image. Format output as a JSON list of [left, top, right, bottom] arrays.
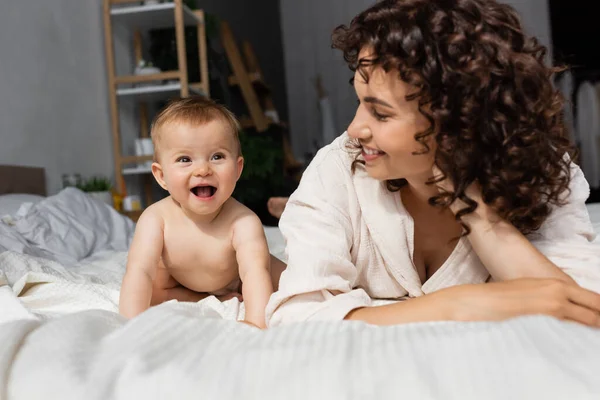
[[153, 196, 247, 293]]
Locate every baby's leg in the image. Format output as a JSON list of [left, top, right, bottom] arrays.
[[270, 255, 287, 291], [151, 267, 209, 305]]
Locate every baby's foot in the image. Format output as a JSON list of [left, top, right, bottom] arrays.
[[267, 197, 289, 219]]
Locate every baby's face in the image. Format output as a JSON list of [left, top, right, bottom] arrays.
[[153, 120, 243, 216]]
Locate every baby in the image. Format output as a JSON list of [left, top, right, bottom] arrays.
[[119, 97, 282, 328]]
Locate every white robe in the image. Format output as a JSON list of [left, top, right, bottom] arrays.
[[266, 133, 600, 327]]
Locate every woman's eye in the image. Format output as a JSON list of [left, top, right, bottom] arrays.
[[176, 156, 191, 163], [211, 153, 224, 161], [371, 108, 388, 122]]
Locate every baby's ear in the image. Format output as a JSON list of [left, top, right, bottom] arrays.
[[151, 162, 168, 190], [236, 156, 244, 181]]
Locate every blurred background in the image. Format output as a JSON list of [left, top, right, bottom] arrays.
[[0, 0, 597, 224]]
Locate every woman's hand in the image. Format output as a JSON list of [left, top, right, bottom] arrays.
[[437, 278, 600, 327]]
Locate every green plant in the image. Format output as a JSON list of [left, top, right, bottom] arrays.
[[77, 176, 112, 192], [234, 129, 284, 207]]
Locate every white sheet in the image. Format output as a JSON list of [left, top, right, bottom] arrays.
[[0, 194, 599, 398], [1, 291, 599, 399]]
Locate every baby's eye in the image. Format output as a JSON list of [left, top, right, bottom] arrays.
[[211, 153, 224, 161], [176, 156, 191, 163]]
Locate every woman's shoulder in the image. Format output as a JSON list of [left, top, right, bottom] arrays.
[[563, 161, 590, 204], [305, 132, 356, 176], [532, 160, 595, 242], [289, 132, 360, 205]]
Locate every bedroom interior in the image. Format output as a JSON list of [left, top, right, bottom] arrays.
[[0, 0, 599, 398]]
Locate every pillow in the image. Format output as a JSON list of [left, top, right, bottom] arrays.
[[0, 194, 44, 216], [11, 188, 135, 264]]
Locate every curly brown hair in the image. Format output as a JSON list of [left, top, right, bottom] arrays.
[[332, 0, 574, 235]]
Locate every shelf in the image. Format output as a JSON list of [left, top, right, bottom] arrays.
[[115, 70, 180, 85], [117, 82, 206, 102], [122, 165, 152, 175], [110, 2, 202, 30]]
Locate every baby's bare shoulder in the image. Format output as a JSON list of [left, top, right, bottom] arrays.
[[223, 198, 261, 226], [135, 201, 162, 224], [142, 196, 193, 233], [138, 198, 172, 221]]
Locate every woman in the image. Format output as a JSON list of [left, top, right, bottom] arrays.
[[265, 0, 600, 327]]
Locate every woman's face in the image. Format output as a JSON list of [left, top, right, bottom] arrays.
[[348, 49, 436, 183]]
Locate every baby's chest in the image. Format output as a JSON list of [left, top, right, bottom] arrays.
[[162, 231, 237, 272]]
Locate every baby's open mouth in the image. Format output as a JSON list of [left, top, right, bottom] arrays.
[[191, 185, 217, 198]]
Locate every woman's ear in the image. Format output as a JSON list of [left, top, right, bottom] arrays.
[[151, 162, 168, 190], [236, 156, 244, 181]]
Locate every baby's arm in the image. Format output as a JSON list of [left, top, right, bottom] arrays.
[[232, 213, 273, 329], [119, 210, 164, 319]]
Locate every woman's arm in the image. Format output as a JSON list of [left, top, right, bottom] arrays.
[[454, 200, 575, 283], [346, 278, 600, 327], [266, 144, 375, 327], [435, 163, 581, 284], [345, 292, 452, 325]]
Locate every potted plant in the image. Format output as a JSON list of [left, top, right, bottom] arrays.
[[77, 176, 114, 207], [233, 127, 286, 225]]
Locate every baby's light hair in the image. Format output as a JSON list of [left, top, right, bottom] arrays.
[[151, 96, 242, 160]]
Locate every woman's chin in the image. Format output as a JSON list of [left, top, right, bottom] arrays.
[[364, 165, 397, 182]]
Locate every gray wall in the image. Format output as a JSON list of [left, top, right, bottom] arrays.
[[0, 0, 117, 194], [0, 0, 287, 195], [503, 0, 552, 64], [279, 0, 553, 159], [279, 0, 375, 159]]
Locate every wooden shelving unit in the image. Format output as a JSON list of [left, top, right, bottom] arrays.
[[102, 0, 210, 206]]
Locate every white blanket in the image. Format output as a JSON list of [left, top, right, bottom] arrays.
[[0, 191, 599, 398], [1, 299, 600, 399], [1, 247, 600, 399], [1, 188, 134, 266]]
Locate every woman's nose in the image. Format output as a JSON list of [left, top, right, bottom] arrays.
[[347, 106, 371, 141]]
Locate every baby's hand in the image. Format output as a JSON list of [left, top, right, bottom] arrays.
[[217, 292, 243, 302]]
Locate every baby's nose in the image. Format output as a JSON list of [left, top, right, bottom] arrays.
[[193, 163, 211, 176]]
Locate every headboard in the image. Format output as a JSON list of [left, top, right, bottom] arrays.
[[0, 165, 47, 196]]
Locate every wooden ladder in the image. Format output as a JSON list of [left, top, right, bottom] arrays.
[[220, 21, 302, 173]]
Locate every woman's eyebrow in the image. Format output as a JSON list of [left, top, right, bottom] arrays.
[[363, 96, 393, 108]]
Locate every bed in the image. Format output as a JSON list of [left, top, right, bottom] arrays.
[[1, 165, 600, 400]]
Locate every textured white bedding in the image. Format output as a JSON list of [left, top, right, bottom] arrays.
[[0, 192, 599, 399]]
